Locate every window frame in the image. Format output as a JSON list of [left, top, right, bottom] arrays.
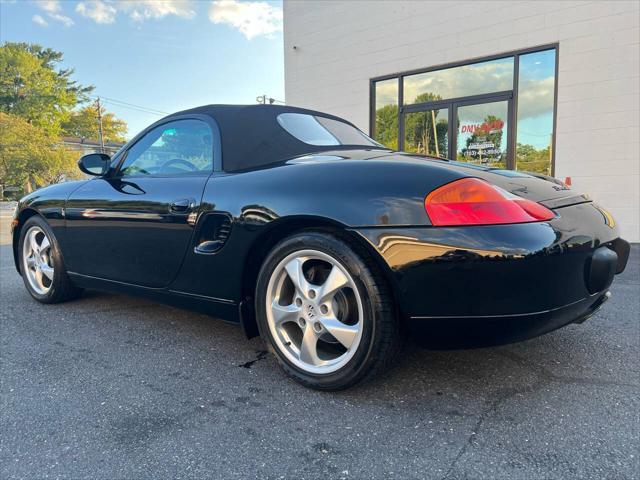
[[369, 43, 559, 175], [111, 114, 222, 179]]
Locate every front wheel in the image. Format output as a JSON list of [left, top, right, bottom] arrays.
[[255, 231, 402, 390], [18, 216, 82, 304]]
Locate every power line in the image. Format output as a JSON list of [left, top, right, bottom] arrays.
[[101, 100, 165, 116], [100, 96, 169, 115], [89, 95, 169, 116]]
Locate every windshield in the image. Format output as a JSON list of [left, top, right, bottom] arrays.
[[277, 113, 381, 147]]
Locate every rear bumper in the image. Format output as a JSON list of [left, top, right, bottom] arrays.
[[405, 290, 611, 349], [352, 202, 629, 347]]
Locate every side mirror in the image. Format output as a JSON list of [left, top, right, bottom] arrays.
[[78, 153, 111, 176]]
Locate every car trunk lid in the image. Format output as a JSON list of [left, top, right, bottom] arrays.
[[404, 156, 592, 209], [290, 150, 592, 210]]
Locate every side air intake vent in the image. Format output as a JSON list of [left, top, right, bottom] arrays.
[[195, 213, 232, 254]]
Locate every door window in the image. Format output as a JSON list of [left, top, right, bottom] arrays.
[[404, 108, 449, 158], [119, 119, 213, 176], [456, 101, 509, 168]]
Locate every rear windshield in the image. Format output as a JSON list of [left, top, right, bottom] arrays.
[[277, 113, 381, 147]]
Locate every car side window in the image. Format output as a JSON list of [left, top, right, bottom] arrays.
[[119, 119, 213, 177]]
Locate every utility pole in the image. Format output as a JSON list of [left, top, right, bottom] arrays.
[[256, 95, 278, 105], [95, 97, 105, 153]]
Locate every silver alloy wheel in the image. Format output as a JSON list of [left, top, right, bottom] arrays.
[[22, 226, 54, 295], [265, 249, 364, 375]]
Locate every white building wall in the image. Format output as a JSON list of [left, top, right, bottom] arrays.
[[284, 0, 640, 241]]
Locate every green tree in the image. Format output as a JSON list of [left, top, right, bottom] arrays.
[[374, 103, 398, 150], [62, 105, 128, 143], [404, 92, 447, 157], [516, 142, 551, 175], [0, 42, 94, 135], [0, 112, 80, 193]]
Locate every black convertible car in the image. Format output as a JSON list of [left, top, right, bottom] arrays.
[[11, 104, 629, 389]]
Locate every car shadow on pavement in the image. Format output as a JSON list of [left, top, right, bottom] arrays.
[[61, 279, 639, 404]]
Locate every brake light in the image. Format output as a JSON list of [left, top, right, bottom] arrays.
[[424, 178, 555, 226]]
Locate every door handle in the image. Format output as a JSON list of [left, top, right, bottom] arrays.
[[169, 198, 194, 214]]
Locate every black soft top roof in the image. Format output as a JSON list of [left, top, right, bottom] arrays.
[[169, 104, 383, 172]]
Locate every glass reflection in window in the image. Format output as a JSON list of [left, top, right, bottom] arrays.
[[374, 78, 399, 149], [516, 49, 556, 175], [403, 57, 514, 105], [404, 108, 449, 158], [277, 113, 379, 147], [120, 120, 213, 176], [456, 101, 508, 168]]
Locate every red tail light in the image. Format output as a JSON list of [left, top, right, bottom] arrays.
[[424, 178, 555, 226]]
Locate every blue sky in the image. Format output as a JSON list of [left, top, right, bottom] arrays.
[[0, 0, 285, 138]]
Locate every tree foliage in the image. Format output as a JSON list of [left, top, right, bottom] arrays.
[[374, 104, 398, 150], [516, 143, 551, 175], [375, 93, 449, 155], [62, 105, 128, 143], [0, 42, 94, 136], [0, 43, 128, 195], [0, 112, 80, 192]]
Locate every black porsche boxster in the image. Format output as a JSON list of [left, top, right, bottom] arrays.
[[11, 105, 630, 389]]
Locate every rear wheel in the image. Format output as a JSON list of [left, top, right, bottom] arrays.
[[256, 231, 402, 390], [19, 216, 82, 304]]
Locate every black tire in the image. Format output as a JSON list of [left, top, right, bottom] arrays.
[[18, 215, 83, 304], [255, 231, 402, 390]]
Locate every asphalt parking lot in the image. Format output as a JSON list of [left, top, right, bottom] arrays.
[[1, 209, 638, 480]]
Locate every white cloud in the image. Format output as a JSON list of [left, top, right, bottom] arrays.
[[75, 0, 117, 24], [35, 0, 59, 14], [209, 0, 282, 40], [75, 0, 195, 24], [517, 76, 555, 120], [32, 14, 48, 26], [35, 0, 74, 26], [49, 12, 75, 26], [119, 0, 195, 21]]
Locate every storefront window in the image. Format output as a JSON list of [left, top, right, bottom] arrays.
[[456, 101, 508, 168], [403, 57, 514, 105], [373, 78, 399, 149], [516, 49, 556, 175], [405, 108, 448, 158], [371, 46, 557, 172]]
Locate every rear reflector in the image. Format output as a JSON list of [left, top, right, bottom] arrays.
[[424, 178, 555, 226]]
